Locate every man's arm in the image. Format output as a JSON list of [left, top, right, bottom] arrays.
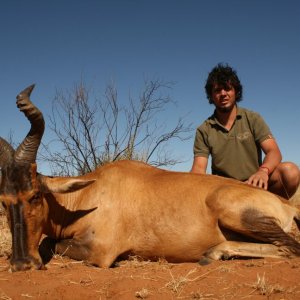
[[246, 138, 282, 189], [191, 156, 208, 174], [260, 138, 282, 172]]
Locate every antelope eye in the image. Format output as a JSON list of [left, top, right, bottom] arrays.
[[28, 193, 41, 205]]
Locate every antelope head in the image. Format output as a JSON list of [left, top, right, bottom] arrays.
[[0, 85, 46, 271]]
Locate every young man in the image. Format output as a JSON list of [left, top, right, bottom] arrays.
[[191, 63, 300, 199]]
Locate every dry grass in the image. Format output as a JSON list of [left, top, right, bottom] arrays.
[[0, 289, 12, 300], [244, 272, 286, 298], [0, 213, 11, 257], [164, 266, 223, 298], [135, 288, 152, 299]]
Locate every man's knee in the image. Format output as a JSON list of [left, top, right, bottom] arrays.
[[277, 162, 300, 184], [269, 162, 300, 199]]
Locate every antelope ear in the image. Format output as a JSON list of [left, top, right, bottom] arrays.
[[39, 175, 96, 194]]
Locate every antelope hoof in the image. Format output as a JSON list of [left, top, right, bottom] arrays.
[[198, 256, 214, 266]]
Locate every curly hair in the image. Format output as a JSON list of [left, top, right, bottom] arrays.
[[205, 63, 243, 104]]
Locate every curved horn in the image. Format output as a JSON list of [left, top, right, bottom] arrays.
[[14, 84, 45, 164], [0, 137, 15, 168]]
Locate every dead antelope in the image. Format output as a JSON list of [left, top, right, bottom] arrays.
[[0, 85, 300, 272]]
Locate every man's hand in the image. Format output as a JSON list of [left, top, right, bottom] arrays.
[[246, 169, 269, 189]]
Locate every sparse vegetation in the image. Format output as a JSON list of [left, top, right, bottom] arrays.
[[0, 213, 10, 258], [40, 79, 192, 176], [164, 266, 223, 297], [0, 290, 12, 300], [249, 273, 285, 296], [135, 288, 151, 299]]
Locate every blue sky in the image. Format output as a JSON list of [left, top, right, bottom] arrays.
[[0, 0, 299, 173]]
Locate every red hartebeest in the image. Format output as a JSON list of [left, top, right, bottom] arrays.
[[0, 85, 300, 272]]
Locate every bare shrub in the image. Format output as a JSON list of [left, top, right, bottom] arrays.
[[40, 78, 192, 176]]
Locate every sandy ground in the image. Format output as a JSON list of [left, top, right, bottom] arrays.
[[0, 190, 300, 300], [1, 255, 300, 299]]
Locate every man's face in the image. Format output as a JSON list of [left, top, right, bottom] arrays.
[[211, 83, 236, 112]]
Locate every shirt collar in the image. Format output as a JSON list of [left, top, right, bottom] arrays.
[[208, 106, 243, 126]]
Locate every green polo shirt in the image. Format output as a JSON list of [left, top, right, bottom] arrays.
[[193, 107, 273, 181]]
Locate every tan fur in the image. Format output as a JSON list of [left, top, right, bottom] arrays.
[[37, 160, 300, 268]]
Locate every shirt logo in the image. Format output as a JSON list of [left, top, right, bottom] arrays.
[[237, 131, 252, 140]]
